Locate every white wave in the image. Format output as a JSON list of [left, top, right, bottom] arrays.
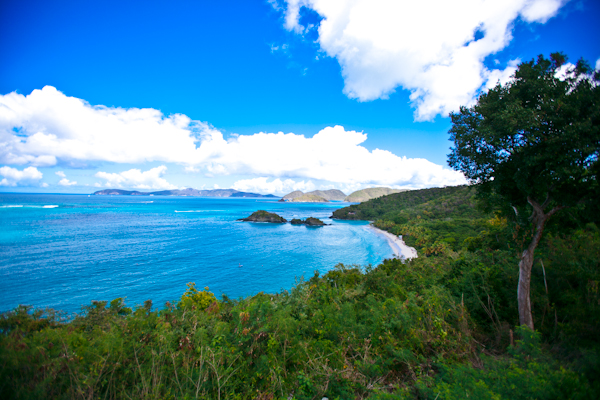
[[0, 204, 59, 209]]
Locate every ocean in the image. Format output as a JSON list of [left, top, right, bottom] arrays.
[[0, 193, 394, 314]]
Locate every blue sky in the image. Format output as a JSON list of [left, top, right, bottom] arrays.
[[1, 0, 599, 195]]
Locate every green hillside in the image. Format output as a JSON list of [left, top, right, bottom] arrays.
[[333, 185, 495, 255], [344, 187, 405, 202]]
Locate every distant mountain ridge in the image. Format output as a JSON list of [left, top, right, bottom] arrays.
[[93, 188, 278, 198], [281, 189, 346, 201], [280, 187, 408, 203]]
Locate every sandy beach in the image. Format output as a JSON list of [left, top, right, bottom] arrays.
[[368, 225, 418, 260]]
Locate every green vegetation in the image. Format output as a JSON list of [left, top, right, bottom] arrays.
[[344, 187, 405, 203], [448, 53, 600, 329], [2, 185, 598, 399]]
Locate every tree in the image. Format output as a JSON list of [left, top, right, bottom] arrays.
[[448, 53, 600, 329]]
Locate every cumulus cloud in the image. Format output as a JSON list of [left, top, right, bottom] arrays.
[[55, 171, 77, 186], [207, 125, 466, 188], [0, 86, 219, 167], [278, 0, 567, 120], [58, 178, 77, 186], [0, 166, 43, 186], [0, 87, 465, 189], [94, 166, 177, 190]]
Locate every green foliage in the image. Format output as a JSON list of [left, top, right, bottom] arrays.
[[333, 185, 470, 221], [446, 52, 600, 329], [179, 282, 218, 311], [448, 53, 600, 216], [2, 247, 597, 399]]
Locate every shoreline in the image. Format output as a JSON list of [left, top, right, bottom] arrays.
[[367, 225, 418, 260]]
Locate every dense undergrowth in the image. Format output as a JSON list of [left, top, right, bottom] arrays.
[[1, 186, 599, 399]]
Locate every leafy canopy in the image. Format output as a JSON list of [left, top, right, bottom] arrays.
[[448, 53, 600, 217]]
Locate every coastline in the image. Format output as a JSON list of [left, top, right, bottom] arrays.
[[368, 225, 418, 260]]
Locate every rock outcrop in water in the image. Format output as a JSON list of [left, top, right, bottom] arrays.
[[290, 217, 325, 226], [238, 210, 287, 223]]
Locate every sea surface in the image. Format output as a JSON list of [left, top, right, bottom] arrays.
[[0, 193, 394, 314]]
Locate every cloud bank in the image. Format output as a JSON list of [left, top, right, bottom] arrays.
[[95, 166, 178, 190], [278, 0, 566, 120], [1, 87, 466, 189]]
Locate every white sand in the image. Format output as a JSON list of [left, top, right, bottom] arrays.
[[368, 225, 418, 260]]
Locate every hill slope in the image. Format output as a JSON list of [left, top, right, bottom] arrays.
[[291, 194, 329, 202], [333, 185, 495, 254], [308, 189, 346, 201], [344, 187, 405, 202]]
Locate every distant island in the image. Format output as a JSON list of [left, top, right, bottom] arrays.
[[280, 189, 345, 202], [290, 194, 329, 203], [279, 187, 408, 203], [93, 188, 278, 198]]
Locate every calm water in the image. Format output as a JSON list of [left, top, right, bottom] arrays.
[[0, 193, 393, 313]]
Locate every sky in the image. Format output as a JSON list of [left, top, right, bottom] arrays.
[[1, 0, 599, 195]]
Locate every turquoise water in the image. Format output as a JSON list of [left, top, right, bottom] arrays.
[[0, 193, 393, 313]]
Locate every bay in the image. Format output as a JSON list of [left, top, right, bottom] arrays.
[[0, 193, 393, 313]]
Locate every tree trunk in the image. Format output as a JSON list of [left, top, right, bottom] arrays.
[[517, 197, 563, 330]]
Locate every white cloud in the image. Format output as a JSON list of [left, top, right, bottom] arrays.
[[0, 166, 43, 186], [58, 178, 77, 186], [0, 88, 466, 189], [595, 58, 600, 71], [95, 166, 177, 190], [0, 86, 219, 167], [184, 165, 200, 173], [279, 0, 567, 120], [205, 125, 466, 188], [55, 171, 77, 186], [233, 177, 316, 195]]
